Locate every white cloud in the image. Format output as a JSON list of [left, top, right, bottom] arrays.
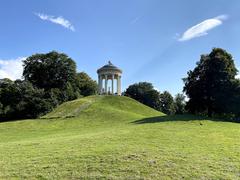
[[154, 87, 160, 92], [0, 57, 26, 80], [237, 74, 240, 79], [235, 66, 240, 79], [178, 15, 228, 41], [35, 13, 75, 31]]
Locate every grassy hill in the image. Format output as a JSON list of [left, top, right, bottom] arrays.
[[0, 95, 240, 179]]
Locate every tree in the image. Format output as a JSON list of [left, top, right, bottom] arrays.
[[13, 81, 52, 119], [174, 93, 186, 114], [0, 102, 3, 115], [76, 72, 97, 96], [0, 80, 52, 120], [0, 51, 98, 120], [159, 91, 175, 115], [227, 79, 240, 118], [23, 51, 77, 90], [0, 79, 16, 115], [124, 82, 161, 110], [183, 48, 238, 117]]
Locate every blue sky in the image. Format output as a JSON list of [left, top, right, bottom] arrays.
[[0, 0, 240, 95]]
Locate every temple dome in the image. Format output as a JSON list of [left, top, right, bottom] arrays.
[[97, 61, 122, 74]]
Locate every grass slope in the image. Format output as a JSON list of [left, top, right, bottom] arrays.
[[0, 96, 240, 179]]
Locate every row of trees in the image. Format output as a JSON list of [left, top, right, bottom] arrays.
[[124, 82, 186, 115], [0, 51, 97, 120], [1, 48, 239, 121], [124, 48, 240, 120]]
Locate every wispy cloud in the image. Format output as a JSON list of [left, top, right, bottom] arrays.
[[35, 13, 75, 31], [0, 57, 26, 80], [178, 15, 228, 42]]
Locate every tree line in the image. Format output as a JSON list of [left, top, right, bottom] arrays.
[[1, 48, 239, 122], [123, 82, 185, 115], [124, 48, 240, 121], [0, 51, 97, 121]]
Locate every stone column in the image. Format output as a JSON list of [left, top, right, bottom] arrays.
[[112, 74, 114, 94], [98, 75, 101, 94], [105, 74, 108, 94], [117, 75, 119, 95], [100, 75, 103, 94], [117, 75, 121, 95], [119, 76, 121, 95]]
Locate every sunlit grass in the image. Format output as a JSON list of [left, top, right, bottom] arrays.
[[0, 96, 239, 179]]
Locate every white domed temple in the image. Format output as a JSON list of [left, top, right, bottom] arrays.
[[97, 61, 122, 95]]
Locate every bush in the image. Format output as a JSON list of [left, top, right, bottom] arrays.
[[124, 82, 161, 110], [0, 80, 51, 120]]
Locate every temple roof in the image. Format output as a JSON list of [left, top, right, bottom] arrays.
[[97, 61, 122, 74]]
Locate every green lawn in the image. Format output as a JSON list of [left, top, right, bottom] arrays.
[[0, 96, 240, 179]]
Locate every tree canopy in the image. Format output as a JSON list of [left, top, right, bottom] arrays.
[[183, 48, 239, 117], [124, 82, 180, 115], [0, 51, 97, 120], [159, 91, 176, 115], [76, 72, 98, 97], [124, 82, 161, 110], [0, 79, 51, 120], [174, 93, 186, 114], [23, 51, 77, 90]]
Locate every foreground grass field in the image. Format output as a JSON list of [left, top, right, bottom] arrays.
[[0, 96, 240, 179]]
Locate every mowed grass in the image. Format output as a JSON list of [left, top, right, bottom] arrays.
[[0, 96, 240, 179]]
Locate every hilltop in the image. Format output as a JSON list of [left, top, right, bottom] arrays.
[[42, 95, 163, 119], [0, 96, 239, 179]]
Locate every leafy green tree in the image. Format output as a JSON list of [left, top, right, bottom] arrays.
[[124, 82, 161, 110], [76, 72, 97, 96], [22, 51, 84, 103], [0, 51, 98, 120], [0, 80, 51, 120], [174, 93, 186, 114], [23, 51, 77, 90], [0, 79, 16, 114], [183, 48, 238, 117], [13, 81, 52, 119], [227, 79, 240, 118], [0, 102, 3, 114], [159, 91, 176, 115]]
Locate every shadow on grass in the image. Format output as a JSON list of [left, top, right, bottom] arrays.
[[132, 114, 233, 124]]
